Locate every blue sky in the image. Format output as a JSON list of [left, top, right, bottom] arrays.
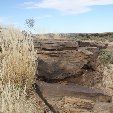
[[0, 0, 113, 33]]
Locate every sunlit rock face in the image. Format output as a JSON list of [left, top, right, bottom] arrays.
[[34, 39, 107, 86]]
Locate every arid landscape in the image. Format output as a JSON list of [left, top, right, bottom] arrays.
[[33, 33, 113, 113], [1, 0, 113, 112], [0, 27, 113, 113]]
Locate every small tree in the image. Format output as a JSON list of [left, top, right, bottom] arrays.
[[25, 18, 35, 28], [25, 18, 35, 34]]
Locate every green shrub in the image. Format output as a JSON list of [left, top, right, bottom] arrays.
[[99, 50, 113, 64]]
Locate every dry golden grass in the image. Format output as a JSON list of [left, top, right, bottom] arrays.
[[0, 82, 37, 113], [0, 26, 37, 113], [0, 26, 36, 89], [102, 64, 113, 95]]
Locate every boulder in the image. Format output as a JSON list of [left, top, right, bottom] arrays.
[[34, 39, 107, 86]]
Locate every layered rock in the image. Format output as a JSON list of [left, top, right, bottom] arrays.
[[35, 81, 112, 113], [34, 39, 107, 86], [34, 39, 112, 113]]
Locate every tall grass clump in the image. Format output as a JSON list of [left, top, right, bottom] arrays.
[[0, 82, 37, 113], [0, 26, 37, 113], [102, 64, 113, 93], [1, 26, 36, 89], [98, 50, 113, 96]]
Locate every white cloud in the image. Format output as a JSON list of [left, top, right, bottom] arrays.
[[24, 0, 113, 14]]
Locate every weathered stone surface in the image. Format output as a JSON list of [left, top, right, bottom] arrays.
[[77, 40, 108, 49], [34, 39, 107, 86], [36, 81, 111, 103], [34, 39, 78, 50], [33, 38, 112, 113], [37, 50, 91, 81], [35, 81, 112, 113], [93, 102, 113, 113]]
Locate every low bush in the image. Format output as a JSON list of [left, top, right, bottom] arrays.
[[98, 50, 113, 65]]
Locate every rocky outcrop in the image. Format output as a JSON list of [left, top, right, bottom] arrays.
[[33, 39, 111, 113], [35, 81, 112, 113], [34, 39, 107, 86], [36, 81, 111, 103]]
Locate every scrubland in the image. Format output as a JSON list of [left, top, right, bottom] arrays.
[[0, 26, 113, 113]]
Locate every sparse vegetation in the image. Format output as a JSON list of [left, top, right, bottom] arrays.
[[0, 82, 37, 113], [34, 32, 113, 41], [98, 50, 113, 65], [25, 18, 35, 34], [102, 64, 113, 94], [0, 25, 113, 113], [98, 50, 113, 95]]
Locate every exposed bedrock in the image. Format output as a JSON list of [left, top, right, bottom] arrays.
[[34, 39, 107, 86]]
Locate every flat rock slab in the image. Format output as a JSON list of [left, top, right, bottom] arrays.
[[36, 81, 112, 103], [35, 39, 108, 86], [93, 102, 113, 113]]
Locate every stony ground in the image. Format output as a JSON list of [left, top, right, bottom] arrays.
[[33, 39, 113, 113], [34, 81, 113, 113]]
